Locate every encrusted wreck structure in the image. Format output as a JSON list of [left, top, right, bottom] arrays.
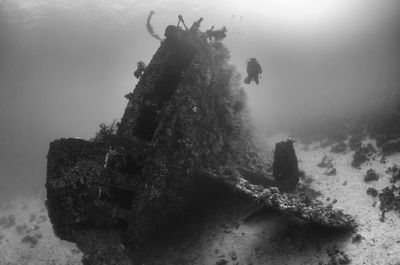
[[46, 25, 356, 264]]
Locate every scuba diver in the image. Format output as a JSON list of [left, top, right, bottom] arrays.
[[134, 61, 147, 79], [146, 11, 163, 42], [244, 57, 262, 85]]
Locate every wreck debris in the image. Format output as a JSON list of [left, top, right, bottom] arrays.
[[46, 24, 356, 264], [273, 140, 299, 192], [223, 177, 356, 230]]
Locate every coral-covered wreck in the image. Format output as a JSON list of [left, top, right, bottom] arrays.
[[46, 25, 356, 264]]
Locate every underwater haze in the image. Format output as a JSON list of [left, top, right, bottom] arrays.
[[0, 0, 400, 198]]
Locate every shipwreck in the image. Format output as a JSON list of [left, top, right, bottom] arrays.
[[46, 24, 356, 264]]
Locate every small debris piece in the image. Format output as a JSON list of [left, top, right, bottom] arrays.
[[352, 233, 362, 243]]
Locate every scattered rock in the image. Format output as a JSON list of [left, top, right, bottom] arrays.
[[381, 139, 400, 155], [16, 224, 28, 234], [29, 214, 36, 222], [269, 187, 279, 194], [379, 185, 400, 214], [330, 142, 347, 153], [318, 155, 334, 168], [366, 187, 378, 197], [0, 215, 16, 229], [216, 258, 229, 265], [299, 170, 314, 185], [317, 155, 337, 176], [387, 164, 400, 183], [228, 251, 237, 260], [379, 212, 385, 222], [349, 133, 364, 151], [325, 167, 337, 176], [21, 234, 41, 248], [326, 246, 351, 265], [351, 143, 377, 169], [37, 215, 47, 223], [364, 169, 379, 182]]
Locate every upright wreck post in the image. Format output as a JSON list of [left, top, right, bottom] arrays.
[[46, 25, 356, 264], [273, 140, 299, 192]]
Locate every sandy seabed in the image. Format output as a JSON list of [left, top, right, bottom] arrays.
[[1, 138, 400, 265]]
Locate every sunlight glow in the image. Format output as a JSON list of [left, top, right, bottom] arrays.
[[235, 0, 354, 30]]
